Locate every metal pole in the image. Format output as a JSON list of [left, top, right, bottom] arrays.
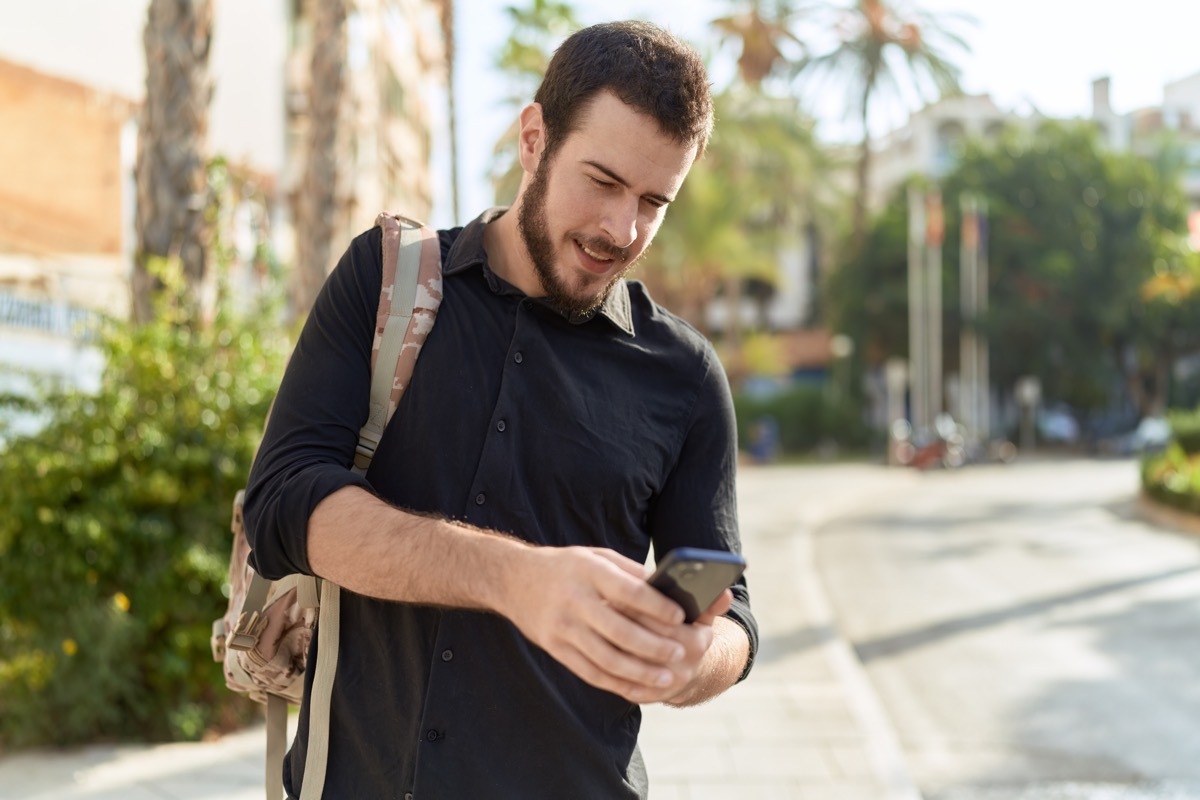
[[960, 194, 979, 444], [907, 186, 927, 433], [926, 189, 944, 426], [977, 198, 991, 442]]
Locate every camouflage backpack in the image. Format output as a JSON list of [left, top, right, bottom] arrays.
[[211, 213, 443, 800]]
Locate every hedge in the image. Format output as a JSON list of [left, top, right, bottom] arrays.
[[0, 263, 288, 747]]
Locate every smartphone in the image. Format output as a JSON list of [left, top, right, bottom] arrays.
[[647, 547, 746, 623]]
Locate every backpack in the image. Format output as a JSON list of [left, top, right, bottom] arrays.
[[210, 212, 443, 800]]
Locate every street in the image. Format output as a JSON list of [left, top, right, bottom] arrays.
[[815, 458, 1200, 799], [5, 457, 1200, 800]]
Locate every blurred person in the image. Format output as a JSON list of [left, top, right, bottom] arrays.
[[243, 20, 757, 799]]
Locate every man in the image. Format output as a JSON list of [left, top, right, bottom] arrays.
[[245, 20, 757, 799]]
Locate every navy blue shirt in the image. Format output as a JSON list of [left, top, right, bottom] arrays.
[[244, 208, 757, 799]]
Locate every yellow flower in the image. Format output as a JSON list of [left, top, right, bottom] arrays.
[[113, 592, 131, 613], [62, 639, 78, 656]]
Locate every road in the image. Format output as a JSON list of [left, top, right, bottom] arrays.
[[815, 457, 1200, 800]]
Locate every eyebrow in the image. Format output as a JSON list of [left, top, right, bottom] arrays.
[[582, 160, 674, 206]]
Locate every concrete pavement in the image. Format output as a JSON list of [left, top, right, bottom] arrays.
[[0, 464, 922, 800]]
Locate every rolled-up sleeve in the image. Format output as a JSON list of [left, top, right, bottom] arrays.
[[646, 347, 758, 681], [242, 229, 383, 579]]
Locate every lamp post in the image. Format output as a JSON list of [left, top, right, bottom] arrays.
[[1016, 375, 1041, 455], [885, 357, 909, 466]]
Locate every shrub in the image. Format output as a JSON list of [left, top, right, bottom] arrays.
[[733, 384, 871, 456], [1166, 407, 1200, 455], [0, 261, 288, 747], [1142, 442, 1200, 516]]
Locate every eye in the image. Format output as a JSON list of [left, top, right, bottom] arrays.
[[589, 176, 615, 189]]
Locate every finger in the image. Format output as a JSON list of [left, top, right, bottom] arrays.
[[589, 548, 650, 579], [553, 642, 648, 702], [587, 601, 685, 666], [596, 567, 686, 626], [693, 589, 734, 625], [572, 626, 678, 691]]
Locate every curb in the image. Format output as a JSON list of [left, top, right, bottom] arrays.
[[1137, 493, 1200, 537], [792, 467, 925, 800]]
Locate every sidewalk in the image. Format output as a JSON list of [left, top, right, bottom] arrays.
[[0, 464, 920, 800]]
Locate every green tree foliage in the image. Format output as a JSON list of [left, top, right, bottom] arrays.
[[711, 0, 806, 87], [0, 254, 288, 746], [827, 121, 1194, 417], [490, 0, 582, 204], [802, 0, 970, 249]]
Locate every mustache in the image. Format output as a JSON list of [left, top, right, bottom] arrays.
[[575, 234, 629, 262]]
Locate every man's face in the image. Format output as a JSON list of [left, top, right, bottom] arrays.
[[517, 91, 698, 315]]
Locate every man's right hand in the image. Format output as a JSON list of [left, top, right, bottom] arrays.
[[500, 545, 693, 703]]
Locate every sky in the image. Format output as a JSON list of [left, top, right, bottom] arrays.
[[448, 0, 1200, 224], [1, 0, 1198, 226]]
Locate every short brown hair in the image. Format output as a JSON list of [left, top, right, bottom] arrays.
[[534, 21, 714, 158]]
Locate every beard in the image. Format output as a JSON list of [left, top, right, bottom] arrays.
[[517, 151, 641, 316]]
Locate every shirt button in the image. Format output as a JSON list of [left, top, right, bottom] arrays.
[[475, 492, 486, 505], [426, 729, 440, 742], [513, 351, 523, 364], [496, 420, 506, 432], [441, 649, 454, 662]]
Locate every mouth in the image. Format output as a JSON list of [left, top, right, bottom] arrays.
[[574, 238, 621, 275]]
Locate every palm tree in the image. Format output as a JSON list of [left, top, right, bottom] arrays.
[[439, 0, 461, 222], [490, 0, 581, 204], [133, 0, 214, 324], [711, 0, 805, 87], [641, 90, 831, 381], [292, 0, 349, 319], [804, 0, 968, 249]]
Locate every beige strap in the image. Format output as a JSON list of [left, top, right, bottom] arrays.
[[292, 215, 438, 799], [299, 579, 340, 799], [355, 219, 424, 471], [296, 575, 320, 609], [266, 693, 288, 800]]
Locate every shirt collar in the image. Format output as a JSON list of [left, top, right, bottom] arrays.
[[444, 207, 636, 338]]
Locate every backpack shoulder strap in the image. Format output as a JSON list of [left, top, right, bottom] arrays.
[[297, 212, 443, 800], [354, 212, 444, 473]]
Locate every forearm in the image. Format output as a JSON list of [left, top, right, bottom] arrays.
[[663, 616, 751, 708], [306, 485, 531, 611]]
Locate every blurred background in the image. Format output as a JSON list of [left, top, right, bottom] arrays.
[[3, 0, 1200, 794]]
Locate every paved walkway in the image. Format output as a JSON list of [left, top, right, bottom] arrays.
[[0, 464, 922, 800]]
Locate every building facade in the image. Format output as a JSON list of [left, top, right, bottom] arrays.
[[0, 0, 448, 418]]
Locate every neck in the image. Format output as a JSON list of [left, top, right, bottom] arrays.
[[483, 206, 542, 297]]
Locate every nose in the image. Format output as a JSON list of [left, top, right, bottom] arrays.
[[601, 195, 639, 250]]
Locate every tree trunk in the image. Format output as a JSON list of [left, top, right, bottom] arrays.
[[133, 0, 214, 324], [851, 64, 878, 253], [441, 0, 460, 222], [293, 0, 349, 320]]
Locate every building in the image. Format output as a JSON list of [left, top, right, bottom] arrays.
[[0, 0, 448, 424], [869, 92, 1035, 213], [284, 0, 447, 261]]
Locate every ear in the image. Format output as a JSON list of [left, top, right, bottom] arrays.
[[517, 103, 546, 174]]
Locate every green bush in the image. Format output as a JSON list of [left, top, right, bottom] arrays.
[[0, 262, 288, 747], [733, 384, 871, 456], [1142, 442, 1200, 515], [1166, 407, 1200, 455]]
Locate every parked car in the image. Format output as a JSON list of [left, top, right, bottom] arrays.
[[1099, 416, 1171, 456], [1036, 406, 1080, 444]]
